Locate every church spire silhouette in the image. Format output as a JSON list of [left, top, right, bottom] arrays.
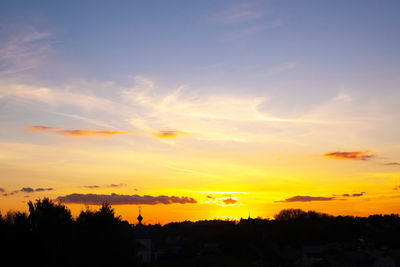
[[137, 206, 143, 225]]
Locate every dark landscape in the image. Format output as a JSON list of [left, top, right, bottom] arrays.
[[1, 198, 400, 266]]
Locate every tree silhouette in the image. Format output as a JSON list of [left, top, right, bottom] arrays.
[[274, 208, 307, 221], [75, 202, 136, 266], [1, 199, 400, 266], [28, 198, 72, 230]]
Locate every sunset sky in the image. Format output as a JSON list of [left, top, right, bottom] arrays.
[[1, 0, 400, 224]]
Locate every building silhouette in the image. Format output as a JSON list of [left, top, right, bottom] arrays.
[[134, 207, 152, 263]]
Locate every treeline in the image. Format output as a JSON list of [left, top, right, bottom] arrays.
[[1, 198, 400, 266], [0, 198, 136, 266]]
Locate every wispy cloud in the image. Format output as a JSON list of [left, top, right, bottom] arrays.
[[211, 3, 265, 24], [220, 19, 284, 41], [0, 26, 51, 76], [385, 162, 400, 166], [56, 193, 197, 205], [0, 84, 120, 113], [83, 184, 126, 189], [123, 77, 309, 142], [266, 62, 297, 76], [324, 151, 375, 161], [2, 76, 315, 144], [25, 126, 62, 131], [25, 125, 129, 137], [62, 130, 129, 137], [25, 125, 193, 140]]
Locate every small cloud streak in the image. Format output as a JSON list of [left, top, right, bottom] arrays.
[[211, 3, 265, 24], [84, 185, 100, 189], [25, 126, 62, 131], [21, 187, 34, 193], [220, 20, 283, 41], [385, 162, 400, 166], [83, 184, 126, 189], [277, 192, 367, 203], [35, 188, 53, 192], [154, 130, 189, 139], [2, 187, 54, 196], [222, 198, 237, 205], [61, 130, 128, 137], [276, 195, 335, 202], [394, 186, 400, 191], [342, 192, 365, 197], [323, 151, 374, 161], [25, 125, 129, 137], [26, 125, 190, 139], [56, 193, 197, 205]]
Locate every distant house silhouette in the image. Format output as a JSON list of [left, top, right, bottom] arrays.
[[135, 207, 152, 263]]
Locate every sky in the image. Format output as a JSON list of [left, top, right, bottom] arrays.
[[0, 0, 400, 224]]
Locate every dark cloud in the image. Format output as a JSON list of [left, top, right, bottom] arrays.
[[323, 151, 374, 161], [276, 195, 336, 202], [84, 185, 100, 189], [109, 184, 126, 188], [35, 188, 53, 192], [56, 193, 197, 205], [0, 188, 4, 193], [223, 198, 237, 205], [206, 195, 214, 199], [385, 162, 400, 166], [154, 130, 189, 139], [21, 187, 34, 193], [351, 192, 365, 197], [25, 125, 128, 137], [342, 192, 365, 197], [394, 186, 400, 191], [1, 187, 54, 196]]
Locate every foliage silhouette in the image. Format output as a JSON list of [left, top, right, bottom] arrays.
[[1, 199, 400, 266]]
